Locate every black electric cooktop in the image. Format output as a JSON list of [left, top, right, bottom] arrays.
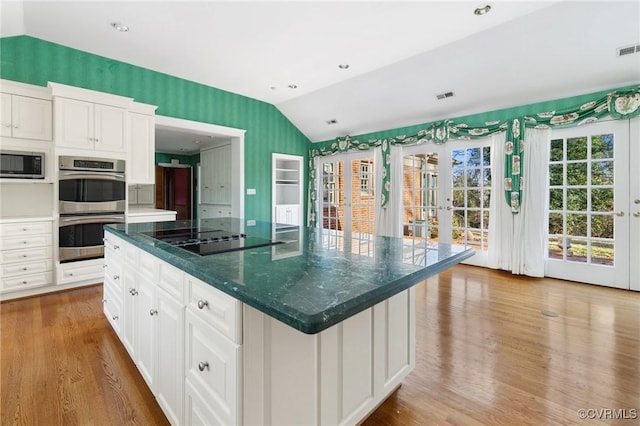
[[144, 227, 282, 256]]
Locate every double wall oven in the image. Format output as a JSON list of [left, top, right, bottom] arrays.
[[58, 156, 126, 263]]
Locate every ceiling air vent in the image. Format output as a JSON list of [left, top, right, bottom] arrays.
[[436, 91, 455, 100], [617, 43, 640, 57]]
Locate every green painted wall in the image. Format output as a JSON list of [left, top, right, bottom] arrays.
[[0, 35, 309, 223]]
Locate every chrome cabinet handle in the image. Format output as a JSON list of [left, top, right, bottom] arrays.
[[113, 275, 119, 280], [113, 244, 119, 250], [112, 315, 118, 321], [197, 300, 208, 309], [149, 309, 158, 316], [198, 361, 209, 372], [634, 212, 640, 218]]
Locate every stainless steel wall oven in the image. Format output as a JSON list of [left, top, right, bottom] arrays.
[[58, 156, 126, 263]]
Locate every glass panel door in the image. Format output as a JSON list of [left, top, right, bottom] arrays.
[[319, 153, 376, 256], [402, 138, 492, 267], [545, 120, 631, 289]]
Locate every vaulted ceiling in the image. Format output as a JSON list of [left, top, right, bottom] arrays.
[[2, 1, 639, 149]]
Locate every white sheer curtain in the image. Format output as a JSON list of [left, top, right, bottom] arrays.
[[374, 144, 403, 237], [488, 127, 550, 276]]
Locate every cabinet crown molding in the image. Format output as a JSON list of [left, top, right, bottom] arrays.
[[0, 79, 51, 100], [48, 82, 134, 108]]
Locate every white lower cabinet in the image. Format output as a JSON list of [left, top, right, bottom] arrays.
[[103, 229, 414, 426]]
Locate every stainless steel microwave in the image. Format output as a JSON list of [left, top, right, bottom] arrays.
[[0, 150, 45, 179]]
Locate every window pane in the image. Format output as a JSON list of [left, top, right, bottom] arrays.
[[467, 190, 481, 208], [591, 189, 614, 212], [549, 164, 564, 186], [466, 148, 481, 166], [567, 137, 588, 160], [482, 147, 491, 166], [483, 168, 491, 186], [452, 190, 465, 207], [549, 189, 564, 210], [591, 134, 614, 159], [566, 163, 588, 186], [451, 149, 465, 167], [567, 213, 588, 237], [550, 139, 564, 161], [452, 169, 465, 187], [567, 238, 588, 264], [591, 161, 613, 185], [591, 240, 614, 266], [483, 189, 491, 207], [549, 212, 563, 235], [466, 168, 481, 187], [567, 188, 588, 211], [591, 214, 613, 239], [467, 210, 481, 228]]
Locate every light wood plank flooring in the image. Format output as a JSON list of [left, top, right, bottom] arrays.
[[1, 265, 639, 425]]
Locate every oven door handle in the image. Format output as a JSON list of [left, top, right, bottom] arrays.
[[59, 215, 125, 226], [59, 171, 125, 181]]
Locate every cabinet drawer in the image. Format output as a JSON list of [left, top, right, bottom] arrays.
[[187, 274, 242, 344], [57, 259, 104, 285], [158, 261, 185, 302], [104, 248, 123, 286], [0, 221, 51, 237], [103, 232, 125, 253], [1, 259, 51, 278], [0, 234, 52, 251], [185, 310, 240, 426], [1, 271, 52, 292], [0, 246, 51, 264], [138, 250, 158, 281]]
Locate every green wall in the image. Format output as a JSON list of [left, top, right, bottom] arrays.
[[0, 35, 309, 223]]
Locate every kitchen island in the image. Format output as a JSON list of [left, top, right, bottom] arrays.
[[103, 218, 473, 426]]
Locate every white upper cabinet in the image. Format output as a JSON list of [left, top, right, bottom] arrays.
[[1, 92, 52, 141], [55, 97, 126, 152], [128, 104, 157, 185], [200, 144, 231, 205]]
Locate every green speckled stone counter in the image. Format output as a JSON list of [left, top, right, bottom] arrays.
[[105, 218, 474, 334]]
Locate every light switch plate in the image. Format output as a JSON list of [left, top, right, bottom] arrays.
[[247, 219, 256, 226], [247, 188, 256, 195]]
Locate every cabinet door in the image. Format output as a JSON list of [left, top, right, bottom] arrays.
[[137, 185, 155, 204], [136, 274, 156, 389], [1, 93, 12, 137], [12, 95, 52, 140], [128, 186, 138, 205], [94, 104, 126, 152], [55, 97, 94, 149], [200, 149, 215, 204], [214, 145, 232, 204], [128, 113, 155, 184], [155, 288, 184, 426], [122, 264, 138, 359]]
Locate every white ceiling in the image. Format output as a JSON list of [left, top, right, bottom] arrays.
[[3, 1, 639, 152]]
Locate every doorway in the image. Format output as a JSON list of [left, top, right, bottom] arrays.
[[155, 164, 192, 220]]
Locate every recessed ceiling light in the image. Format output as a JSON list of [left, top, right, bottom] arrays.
[[111, 22, 130, 32], [288, 84, 298, 89], [436, 91, 455, 100], [338, 64, 350, 70], [474, 5, 491, 16], [270, 86, 277, 90], [326, 119, 338, 125]]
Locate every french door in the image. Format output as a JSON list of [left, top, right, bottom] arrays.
[[545, 118, 639, 290], [319, 152, 376, 256], [401, 138, 492, 267]]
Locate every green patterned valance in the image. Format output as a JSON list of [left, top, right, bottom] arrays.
[[307, 86, 640, 225]]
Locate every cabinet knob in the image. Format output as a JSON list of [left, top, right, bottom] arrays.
[[149, 309, 158, 316], [103, 264, 108, 269], [112, 315, 118, 321], [197, 300, 208, 309], [95, 138, 99, 142], [102, 299, 107, 303], [198, 361, 209, 372], [113, 275, 120, 280], [113, 245, 120, 250], [22, 280, 27, 284], [23, 267, 28, 271], [634, 212, 640, 218]]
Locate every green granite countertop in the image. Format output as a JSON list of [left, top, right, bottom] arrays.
[[105, 218, 474, 334]]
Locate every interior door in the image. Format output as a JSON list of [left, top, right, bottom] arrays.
[[545, 119, 634, 289]]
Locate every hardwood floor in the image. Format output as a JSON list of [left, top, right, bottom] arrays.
[[1, 265, 638, 425]]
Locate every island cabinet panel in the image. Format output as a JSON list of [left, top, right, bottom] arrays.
[[243, 287, 415, 426], [103, 230, 186, 426]]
